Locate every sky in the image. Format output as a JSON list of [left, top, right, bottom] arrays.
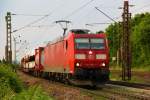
[[0, 0, 150, 61]]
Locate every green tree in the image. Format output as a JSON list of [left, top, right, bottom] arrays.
[[131, 13, 150, 66], [105, 12, 150, 67], [105, 22, 121, 63]]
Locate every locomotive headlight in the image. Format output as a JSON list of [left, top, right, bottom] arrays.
[[76, 63, 80, 66], [75, 54, 86, 59], [102, 63, 106, 67], [96, 54, 106, 59]]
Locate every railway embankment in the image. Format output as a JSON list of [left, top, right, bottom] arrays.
[[17, 71, 96, 100], [17, 70, 150, 100]]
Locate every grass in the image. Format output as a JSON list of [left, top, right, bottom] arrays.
[[110, 65, 150, 72], [109, 65, 150, 83], [110, 73, 146, 83], [0, 63, 54, 100], [12, 85, 53, 100], [132, 66, 150, 72]]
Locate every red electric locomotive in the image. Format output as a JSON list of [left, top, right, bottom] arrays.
[[21, 29, 109, 86]]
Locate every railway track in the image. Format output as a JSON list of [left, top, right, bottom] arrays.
[[78, 80, 150, 100], [80, 84, 150, 100], [108, 80, 150, 90], [19, 71, 150, 100], [101, 84, 150, 100]]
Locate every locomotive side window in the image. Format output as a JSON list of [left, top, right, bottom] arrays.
[[90, 38, 105, 49], [75, 38, 90, 49]]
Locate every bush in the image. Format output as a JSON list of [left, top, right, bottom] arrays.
[[0, 64, 23, 93], [0, 77, 15, 99], [0, 64, 53, 100]]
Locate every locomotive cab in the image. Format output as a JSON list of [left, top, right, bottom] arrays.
[[70, 29, 110, 84]]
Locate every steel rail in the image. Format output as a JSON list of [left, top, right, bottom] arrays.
[[108, 80, 150, 90]]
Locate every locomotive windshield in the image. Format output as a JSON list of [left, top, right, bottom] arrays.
[[75, 38, 105, 49], [75, 38, 90, 49]]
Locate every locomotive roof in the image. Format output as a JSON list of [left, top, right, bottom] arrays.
[[70, 29, 90, 34], [46, 29, 106, 46]]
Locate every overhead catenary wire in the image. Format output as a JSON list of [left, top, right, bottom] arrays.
[[12, 13, 52, 33], [11, 13, 48, 16], [113, 3, 150, 21], [63, 0, 95, 19], [86, 22, 111, 25], [94, 7, 117, 62], [11, 0, 71, 34], [12, 1, 69, 56], [27, 24, 54, 28], [95, 7, 117, 23], [132, 3, 150, 14]]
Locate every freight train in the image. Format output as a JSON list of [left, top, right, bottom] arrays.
[[21, 29, 110, 86]]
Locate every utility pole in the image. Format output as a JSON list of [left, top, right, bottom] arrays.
[[5, 12, 12, 63], [14, 37, 16, 63], [55, 20, 71, 36], [13, 36, 21, 64], [121, 0, 132, 80]]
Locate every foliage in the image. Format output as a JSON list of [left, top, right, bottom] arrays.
[[105, 12, 150, 67], [0, 64, 23, 99], [131, 13, 150, 66], [0, 64, 23, 93], [0, 77, 15, 99], [0, 63, 53, 100], [12, 85, 53, 100], [105, 22, 121, 61]]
